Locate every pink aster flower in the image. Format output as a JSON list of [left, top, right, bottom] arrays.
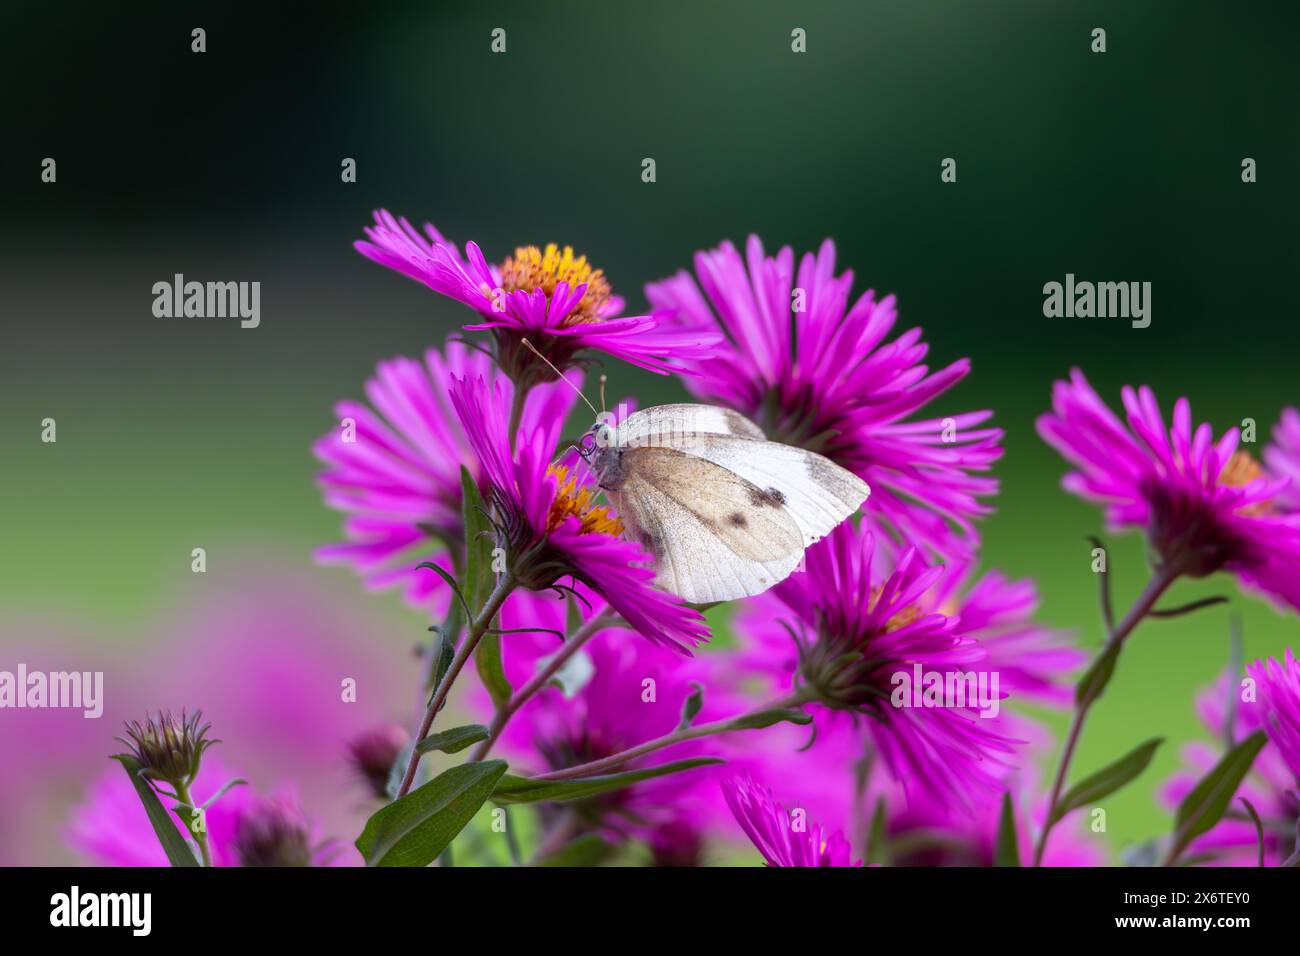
[[646, 235, 1002, 558], [734, 554, 1079, 711], [1160, 663, 1299, 866], [477, 628, 735, 854], [1038, 369, 1300, 610], [229, 794, 332, 867], [67, 756, 253, 867], [1264, 408, 1300, 511], [721, 775, 860, 867], [927, 561, 1084, 708], [463, 578, 724, 863], [1249, 650, 1300, 783], [732, 523, 1021, 807], [448, 374, 709, 652], [66, 757, 332, 867], [346, 723, 409, 800], [355, 210, 719, 391], [314, 339, 583, 614], [870, 781, 1103, 867]]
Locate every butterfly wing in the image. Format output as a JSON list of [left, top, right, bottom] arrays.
[[611, 446, 805, 604], [615, 404, 766, 445], [629, 432, 870, 547]]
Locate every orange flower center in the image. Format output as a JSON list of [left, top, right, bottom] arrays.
[[546, 465, 624, 536], [868, 585, 924, 632], [1221, 451, 1271, 516], [1221, 450, 1263, 488], [498, 244, 613, 326]]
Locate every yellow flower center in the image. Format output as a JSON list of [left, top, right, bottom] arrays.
[[1221, 450, 1271, 516], [546, 465, 624, 536], [498, 244, 613, 326], [868, 585, 924, 632], [1221, 450, 1263, 488]]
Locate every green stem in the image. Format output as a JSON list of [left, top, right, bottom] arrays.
[[530, 690, 813, 782], [173, 782, 212, 867], [396, 573, 516, 798], [470, 608, 619, 762], [1032, 561, 1181, 866]]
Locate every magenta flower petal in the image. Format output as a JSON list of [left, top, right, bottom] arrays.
[[1160, 663, 1300, 865], [476, 631, 737, 851], [731, 523, 1023, 807], [448, 375, 709, 653], [314, 340, 583, 615], [647, 235, 1001, 560], [357, 210, 720, 389], [1249, 649, 1300, 784], [1264, 408, 1300, 512], [721, 775, 860, 867], [1038, 369, 1300, 610]]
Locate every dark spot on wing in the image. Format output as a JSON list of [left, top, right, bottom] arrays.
[[727, 512, 747, 527], [747, 486, 786, 507], [638, 530, 665, 559]]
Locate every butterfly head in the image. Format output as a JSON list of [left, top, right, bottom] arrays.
[[578, 415, 627, 492]]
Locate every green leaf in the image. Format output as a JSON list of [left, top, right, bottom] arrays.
[[199, 776, 247, 811], [1050, 737, 1164, 824], [865, 796, 889, 866], [1075, 640, 1120, 708], [462, 468, 512, 707], [724, 708, 813, 731], [565, 590, 584, 636], [475, 630, 512, 709], [112, 756, 199, 867], [1087, 536, 1114, 634], [427, 624, 456, 693], [491, 757, 723, 805], [385, 740, 416, 800], [1168, 730, 1267, 865], [356, 760, 507, 867], [414, 724, 491, 755], [460, 466, 493, 610], [1237, 797, 1266, 867], [677, 683, 705, 730], [416, 561, 472, 626], [994, 792, 1020, 867], [1148, 596, 1229, 618]]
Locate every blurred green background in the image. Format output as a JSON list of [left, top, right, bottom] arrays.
[[3, 0, 1299, 860]]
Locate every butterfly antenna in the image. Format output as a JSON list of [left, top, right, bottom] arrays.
[[520, 338, 597, 416], [548, 442, 581, 470], [599, 374, 607, 414]]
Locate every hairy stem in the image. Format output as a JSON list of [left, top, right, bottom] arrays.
[[396, 573, 516, 798]]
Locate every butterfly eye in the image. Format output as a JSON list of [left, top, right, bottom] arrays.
[[578, 432, 598, 457]]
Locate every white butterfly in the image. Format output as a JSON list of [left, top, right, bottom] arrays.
[[578, 404, 870, 604]]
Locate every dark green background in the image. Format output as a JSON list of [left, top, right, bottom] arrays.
[[4, 0, 1298, 856]]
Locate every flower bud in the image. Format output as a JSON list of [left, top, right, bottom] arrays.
[[116, 709, 216, 790], [346, 723, 408, 799], [232, 797, 316, 867]]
